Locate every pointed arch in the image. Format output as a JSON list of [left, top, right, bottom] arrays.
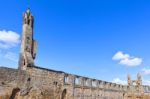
[[9, 88, 20, 99], [61, 89, 67, 99]]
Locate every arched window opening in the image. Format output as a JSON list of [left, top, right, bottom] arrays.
[[64, 76, 69, 83], [75, 77, 80, 85], [92, 80, 97, 87]]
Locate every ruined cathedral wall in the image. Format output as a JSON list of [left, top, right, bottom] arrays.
[[0, 67, 28, 86], [27, 66, 65, 86], [22, 66, 127, 99], [143, 85, 150, 93], [62, 72, 127, 99], [0, 66, 66, 99], [25, 66, 66, 99], [0, 67, 29, 99], [1, 66, 150, 99]]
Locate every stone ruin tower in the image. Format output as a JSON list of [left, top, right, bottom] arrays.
[[19, 9, 37, 70]]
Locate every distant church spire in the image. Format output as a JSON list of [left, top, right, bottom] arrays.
[[127, 74, 131, 85], [137, 72, 142, 85]]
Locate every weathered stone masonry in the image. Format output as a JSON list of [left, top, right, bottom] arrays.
[[1, 66, 150, 99], [0, 66, 126, 99], [19, 8, 37, 70], [0, 9, 150, 99]]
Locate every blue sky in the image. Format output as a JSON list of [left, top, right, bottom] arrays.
[[0, 0, 150, 85]]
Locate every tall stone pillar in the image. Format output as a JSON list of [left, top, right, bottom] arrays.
[[18, 8, 37, 70]]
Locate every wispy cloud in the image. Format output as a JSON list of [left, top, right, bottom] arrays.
[[112, 51, 142, 67], [112, 78, 127, 85], [0, 30, 20, 49], [4, 52, 18, 62], [142, 68, 150, 75]]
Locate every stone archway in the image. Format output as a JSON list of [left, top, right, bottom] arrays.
[[9, 88, 20, 99], [61, 89, 67, 99]]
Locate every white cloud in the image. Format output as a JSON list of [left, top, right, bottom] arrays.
[[0, 30, 20, 49], [4, 52, 18, 62], [112, 78, 127, 85], [119, 57, 142, 66], [142, 68, 150, 75], [112, 51, 129, 60], [112, 51, 142, 67]]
